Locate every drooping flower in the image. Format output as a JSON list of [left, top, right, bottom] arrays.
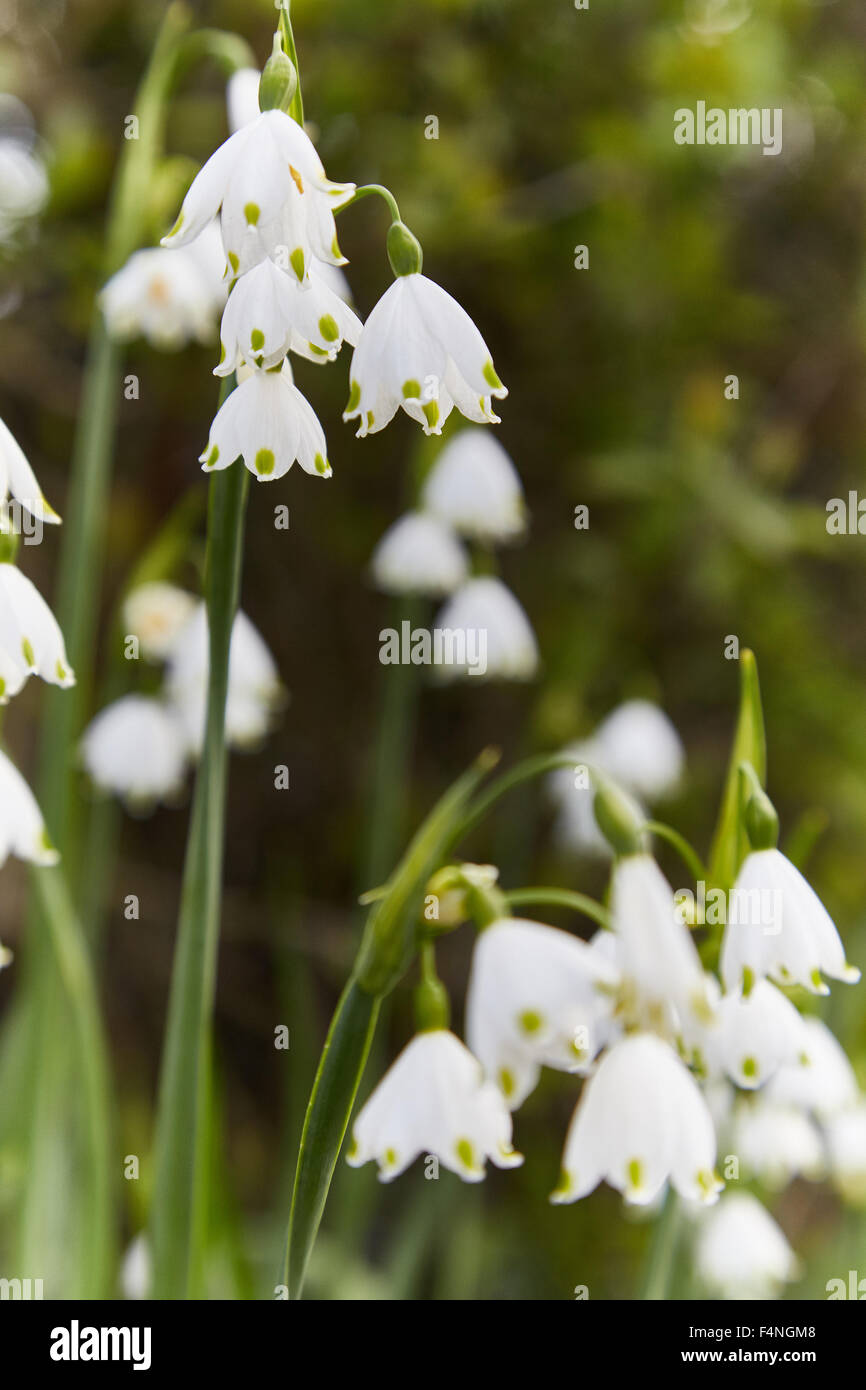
[[693, 1192, 800, 1300], [421, 429, 526, 544], [592, 700, 685, 803], [81, 695, 187, 810], [765, 1016, 859, 1119], [721, 847, 860, 995], [433, 576, 538, 681], [825, 1103, 866, 1205], [371, 511, 468, 598], [466, 917, 620, 1109], [0, 414, 61, 529], [161, 108, 354, 283], [733, 1097, 825, 1188], [0, 747, 58, 868], [215, 256, 361, 374], [0, 122, 48, 245], [346, 1029, 523, 1182], [695, 980, 808, 1090], [343, 274, 507, 437], [0, 562, 74, 702], [200, 360, 330, 481], [100, 222, 227, 350], [165, 603, 282, 754], [123, 582, 197, 663], [552, 1032, 721, 1206]]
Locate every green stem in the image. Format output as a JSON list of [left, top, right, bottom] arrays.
[[278, 2, 305, 126], [455, 749, 578, 844], [641, 1189, 682, 1300], [503, 887, 611, 931], [150, 444, 250, 1299], [338, 183, 402, 224], [642, 821, 707, 884]]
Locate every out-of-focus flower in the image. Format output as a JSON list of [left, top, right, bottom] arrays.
[[165, 603, 282, 754], [733, 1097, 825, 1188], [371, 511, 467, 598], [0, 746, 58, 867], [421, 429, 526, 544], [466, 917, 619, 1109], [552, 1032, 721, 1207], [100, 222, 227, 350], [344, 274, 507, 437], [592, 700, 684, 802], [215, 257, 361, 373], [0, 941, 13, 970], [693, 1192, 799, 1300], [346, 1029, 523, 1182], [0, 414, 61, 529], [826, 1103, 866, 1205], [765, 1016, 859, 1119], [0, 562, 74, 702], [123, 582, 197, 663], [0, 111, 48, 244], [696, 980, 808, 1090], [433, 576, 538, 681], [81, 695, 187, 810], [721, 848, 860, 995], [120, 1234, 151, 1301], [201, 359, 330, 481]]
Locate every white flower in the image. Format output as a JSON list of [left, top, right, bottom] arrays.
[[421, 429, 526, 543], [343, 273, 507, 437], [165, 603, 282, 754], [215, 257, 361, 374], [201, 359, 330, 481], [465, 917, 620, 1109], [101, 223, 227, 350], [0, 414, 61, 529], [611, 852, 714, 1032], [765, 1016, 859, 1119], [0, 747, 58, 867], [548, 739, 648, 858], [120, 1234, 151, 1301], [123, 582, 197, 662], [696, 980, 809, 1090], [0, 136, 48, 243], [693, 1192, 799, 1300], [733, 1098, 825, 1188], [433, 577, 538, 681], [0, 941, 12, 970], [161, 108, 354, 283], [0, 562, 74, 702], [81, 696, 187, 809], [825, 1103, 866, 1204], [552, 1032, 721, 1206], [346, 1029, 523, 1182], [592, 700, 684, 803], [226, 67, 261, 133], [721, 848, 860, 995], [371, 511, 467, 598]]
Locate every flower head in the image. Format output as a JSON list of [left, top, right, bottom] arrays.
[[765, 1016, 859, 1118], [0, 414, 60, 529], [343, 273, 507, 437], [0, 747, 58, 867], [0, 562, 74, 702], [81, 695, 187, 810], [693, 1192, 799, 1299], [123, 582, 197, 663], [694, 979, 808, 1090], [101, 223, 227, 350], [733, 1098, 825, 1188], [347, 1029, 523, 1182], [433, 576, 538, 682], [215, 257, 361, 374], [592, 699, 684, 803], [201, 360, 330, 481], [371, 511, 467, 598], [421, 429, 526, 543]]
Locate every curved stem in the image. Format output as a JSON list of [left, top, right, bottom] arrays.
[[642, 821, 707, 883], [504, 887, 611, 931], [337, 183, 402, 224], [455, 749, 577, 844]]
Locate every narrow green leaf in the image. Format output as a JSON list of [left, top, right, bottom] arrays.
[[708, 648, 766, 890]]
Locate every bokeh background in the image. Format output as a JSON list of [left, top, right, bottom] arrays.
[[1, 0, 866, 1298]]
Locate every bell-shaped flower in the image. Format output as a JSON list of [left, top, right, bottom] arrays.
[[0, 414, 60, 530], [611, 852, 715, 1033], [733, 1097, 824, 1188], [421, 429, 526, 543], [371, 511, 467, 598], [101, 222, 227, 350], [433, 577, 538, 682], [0, 747, 58, 868], [81, 695, 188, 810], [466, 917, 620, 1109], [552, 1032, 721, 1207], [826, 1103, 866, 1205], [215, 257, 361, 374], [165, 603, 282, 755], [765, 1016, 859, 1119], [161, 109, 353, 283], [592, 700, 684, 803], [693, 1192, 800, 1300], [123, 582, 197, 663], [346, 1028, 523, 1182], [201, 360, 330, 481], [694, 980, 809, 1091], [721, 848, 860, 995], [0, 562, 74, 702], [0, 131, 48, 244], [343, 273, 507, 437]]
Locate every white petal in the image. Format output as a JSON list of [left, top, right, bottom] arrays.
[[433, 576, 538, 682], [81, 695, 187, 808], [0, 746, 58, 866], [371, 511, 468, 597], [0, 562, 74, 694], [421, 429, 526, 543]]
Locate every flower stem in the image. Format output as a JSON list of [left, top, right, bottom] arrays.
[[150, 434, 249, 1300], [338, 183, 402, 224], [278, 1, 305, 125], [503, 887, 612, 931], [642, 821, 707, 883], [641, 1189, 682, 1300]]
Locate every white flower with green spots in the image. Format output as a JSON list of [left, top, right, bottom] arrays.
[[0, 746, 58, 868], [466, 917, 620, 1110], [346, 1029, 523, 1183], [201, 360, 330, 482], [343, 272, 507, 437], [0, 562, 74, 703], [0, 414, 61, 531], [552, 1032, 721, 1207], [692, 979, 808, 1091], [215, 257, 362, 374], [161, 109, 353, 284]]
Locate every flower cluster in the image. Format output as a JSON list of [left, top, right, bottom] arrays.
[[80, 581, 282, 811]]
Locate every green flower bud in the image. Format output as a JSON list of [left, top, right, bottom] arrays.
[[593, 775, 645, 857], [386, 220, 423, 277], [744, 787, 779, 851], [413, 973, 450, 1032], [258, 34, 298, 114]]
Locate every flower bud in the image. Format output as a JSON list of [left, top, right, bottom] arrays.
[[413, 973, 451, 1031], [386, 220, 423, 277], [258, 34, 298, 113], [744, 786, 779, 851], [593, 775, 644, 857]]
